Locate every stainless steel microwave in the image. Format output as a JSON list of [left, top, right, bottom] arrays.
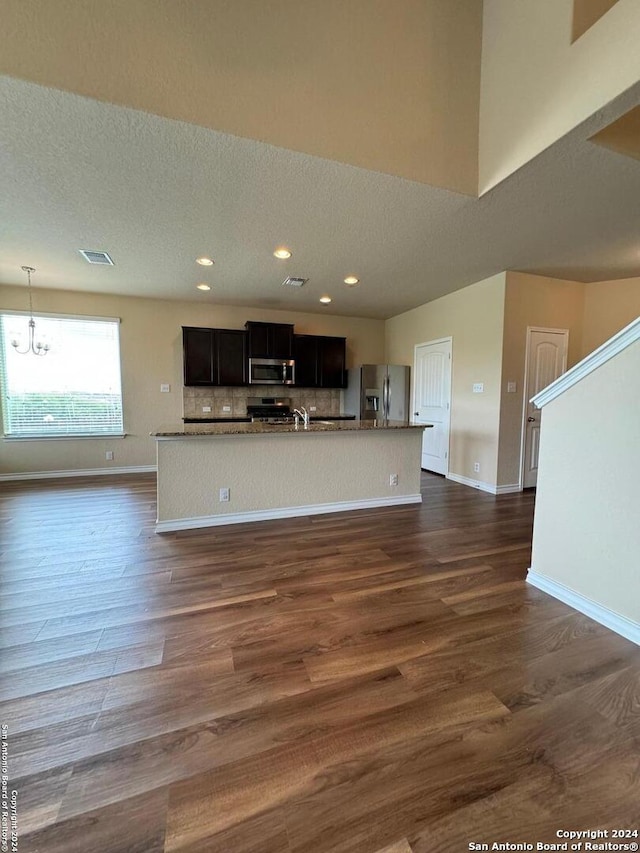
[[248, 358, 296, 385]]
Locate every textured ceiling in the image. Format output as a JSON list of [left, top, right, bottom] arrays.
[[1, 75, 640, 319]]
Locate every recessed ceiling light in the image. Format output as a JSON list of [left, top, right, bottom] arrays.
[[196, 257, 214, 266], [319, 296, 332, 304], [273, 247, 292, 259], [344, 275, 359, 286], [196, 283, 211, 291]]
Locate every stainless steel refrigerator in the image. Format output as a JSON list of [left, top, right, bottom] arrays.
[[345, 364, 410, 422]]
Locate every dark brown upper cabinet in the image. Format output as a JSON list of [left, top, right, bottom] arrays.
[[215, 329, 247, 386], [318, 335, 347, 388], [293, 334, 319, 387], [183, 327, 215, 385], [183, 327, 246, 386], [184, 324, 345, 388], [292, 334, 346, 388], [245, 321, 293, 359]]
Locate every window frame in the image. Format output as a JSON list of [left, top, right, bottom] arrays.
[[0, 310, 125, 440]]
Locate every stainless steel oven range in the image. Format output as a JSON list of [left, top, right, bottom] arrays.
[[246, 397, 294, 424]]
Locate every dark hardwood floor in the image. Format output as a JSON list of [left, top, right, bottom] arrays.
[[1, 472, 638, 852]]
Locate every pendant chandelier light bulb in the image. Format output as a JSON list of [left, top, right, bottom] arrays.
[[11, 266, 50, 356]]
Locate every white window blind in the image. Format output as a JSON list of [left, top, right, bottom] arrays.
[[0, 313, 124, 438]]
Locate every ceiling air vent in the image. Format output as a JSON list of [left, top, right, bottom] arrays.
[[281, 276, 308, 288], [79, 250, 114, 265]]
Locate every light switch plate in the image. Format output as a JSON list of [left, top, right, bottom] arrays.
[[202, 406, 212, 413], [472, 383, 484, 393], [507, 381, 517, 393], [160, 383, 170, 393]]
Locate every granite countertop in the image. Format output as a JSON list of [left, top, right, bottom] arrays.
[[152, 419, 429, 437], [183, 414, 357, 424]]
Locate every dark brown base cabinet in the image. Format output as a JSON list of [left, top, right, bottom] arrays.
[[293, 334, 347, 388], [183, 327, 246, 386]]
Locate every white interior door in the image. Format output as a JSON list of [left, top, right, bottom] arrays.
[[413, 338, 452, 475], [522, 328, 568, 488]]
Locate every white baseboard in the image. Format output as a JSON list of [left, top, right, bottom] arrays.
[[527, 569, 640, 647], [446, 473, 520, 495], [0, 465, 157, 482], [156, 493, 422, 532], [446, 472, 492, 492], [495, 483, 521, 495]]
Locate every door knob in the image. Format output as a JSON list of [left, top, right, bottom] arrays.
[[527, 416, 536, 422]]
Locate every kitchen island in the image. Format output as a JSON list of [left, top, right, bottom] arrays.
[[152, 420, 426, 531]]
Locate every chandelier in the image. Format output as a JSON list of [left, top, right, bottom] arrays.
[[11, 266, 49, 356]]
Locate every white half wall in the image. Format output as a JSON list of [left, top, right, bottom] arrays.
[[530, 337, 640, 628]]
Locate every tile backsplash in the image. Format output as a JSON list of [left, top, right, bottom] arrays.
[[183, 386, 343, 419]]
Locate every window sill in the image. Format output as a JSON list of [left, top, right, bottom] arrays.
[[3, 433, 127, 442]]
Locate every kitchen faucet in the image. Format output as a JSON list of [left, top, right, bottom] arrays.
[[293, 406, 309, 427]]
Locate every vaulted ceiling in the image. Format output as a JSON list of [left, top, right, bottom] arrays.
[[1, 1, 640, 319]]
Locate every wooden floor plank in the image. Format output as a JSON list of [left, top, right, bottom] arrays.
[[282, 694, 632, 853], [164, 688, 508, 851], [13, 668, 411, 793], [1, 471, 637, 853], [375, 841, 414, 853], [19, 788, 169, 853]]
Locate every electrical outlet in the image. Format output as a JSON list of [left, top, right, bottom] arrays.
[[472, 383, 484, 393], [473, 462, 480, 473], [507, 381, 517, 393], [389, 473, 399, 486], [219, 487, 230, 502], [222, 405, 231, 413], [105, 451, 114, 461], [160, 383, 170, 393], [309, 406, 317, 412], [202, 406, 212, 413]]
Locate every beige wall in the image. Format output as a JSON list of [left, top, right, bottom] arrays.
[[0, 286, 384, 476], [572, 0, 622, 41], [386, 273, 506, 488], [5, 275, 636, 481], [1, 0, 482, 194], [589, 103, 640, 162], [530, 338, 640, 624], [479, 0, 640, 192], [581, 277, 640, 356], [497, 272, 586, 486], [386, 270, 638, 491]]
